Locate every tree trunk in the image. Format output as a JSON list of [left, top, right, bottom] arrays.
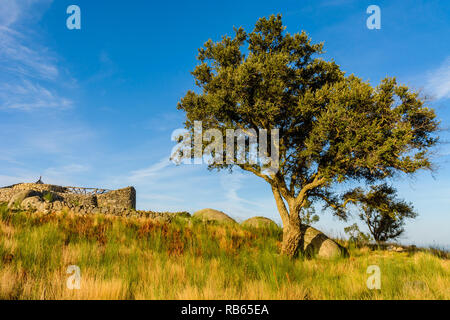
[[271, 185, 304, 258], [281, 220, 303, 258], [272, 185, 346, 259]]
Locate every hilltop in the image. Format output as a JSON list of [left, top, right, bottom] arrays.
[[0, 201, 448, 299]]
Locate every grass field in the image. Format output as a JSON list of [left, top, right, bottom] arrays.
[[0, 203, 448, 300]]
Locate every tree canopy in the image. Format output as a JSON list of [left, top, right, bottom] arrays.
[[177, 14, 439, 257]]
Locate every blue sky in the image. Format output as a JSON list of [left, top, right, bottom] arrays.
[[0, 0, 449, 247]]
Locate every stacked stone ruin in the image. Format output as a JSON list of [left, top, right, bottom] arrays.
[[0, 182, 136, 216]]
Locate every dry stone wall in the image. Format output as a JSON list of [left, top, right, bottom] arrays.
[[0, 188, 15, 203], [0, 182, 192, 221], [97, 187, 136, 211], [0, 183, 136, 215]]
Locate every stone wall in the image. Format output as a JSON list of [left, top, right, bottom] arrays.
[[0, 187, 15, 203], [0, 182, 193, 222], [62, 193, 98, 208], [13, 183, 68, 193], [0, 183, 136, 213], [97, 187, 136, 210]]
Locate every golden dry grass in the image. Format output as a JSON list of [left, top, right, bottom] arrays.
[[0, 204, 448, 300]]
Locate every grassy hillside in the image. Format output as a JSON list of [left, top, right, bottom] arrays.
[[0, 203, 448, 300]]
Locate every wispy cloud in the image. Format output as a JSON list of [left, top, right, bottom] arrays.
[[426, 57, 450, 101], [116, 156, 278, 220], [221, 172, 262, 208], [0, 27, 58, 80], [0, 0, 71, 111], [129, 157, 171, 182], [215, 172, 275, 221], [0, 80, 71, 110], [0, 0, 22, 28], [0, 174, 32, 187], [119, 159, 214, 211]]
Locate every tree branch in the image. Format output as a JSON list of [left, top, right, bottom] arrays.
[[240, 164, 274, 184], [271, 185, 290, 226], [294, 175, 326, 207]]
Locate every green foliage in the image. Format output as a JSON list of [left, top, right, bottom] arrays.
[[344, 223, 372, 244], [43, 192, 54, 203], [299, 199, 319, 225], [344, 184, 418, 243], [178, 14, 439, 224]]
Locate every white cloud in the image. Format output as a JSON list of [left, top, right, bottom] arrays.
[[214, 172, 276, 222], [0, 174, 31, 187], [129, 157, 171, 182], [116, 156, 279, 220], [426, 57, 450, 100], [0, 0, 70, 111], [121, 161, 214, 211], [0, 115, 99, 186], [0, 80, 71, 110], [221, 172, 262, 208], [0, 27, 59, 80], [0, 0, 21, 28], [0, 0, 53, 28]]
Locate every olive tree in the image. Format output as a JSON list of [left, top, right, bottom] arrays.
[[177, 15, 438, 258]]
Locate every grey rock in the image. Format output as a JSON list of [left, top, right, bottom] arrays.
[[301, 225, 348, 259], [242, 216, 279, 229], [8, 190, 41, 209], [21, 196, 44, 210], [193, 208, 237, 224]]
